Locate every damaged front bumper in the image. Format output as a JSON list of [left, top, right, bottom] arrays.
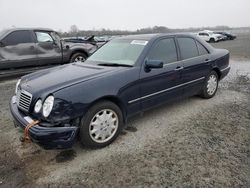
[[9, 96, 79, 149]]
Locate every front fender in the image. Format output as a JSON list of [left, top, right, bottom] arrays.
[[69, 43, 97, 54], [51, 67, 140, 122], [51, 80, 118, 121], [62, 43, 97, 62]]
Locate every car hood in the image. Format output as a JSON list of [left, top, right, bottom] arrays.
[[20, 62, 123, 95]]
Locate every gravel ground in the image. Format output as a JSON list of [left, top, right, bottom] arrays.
[[0, 36, 250, 187]]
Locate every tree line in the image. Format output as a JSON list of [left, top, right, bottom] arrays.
[[59, 25, 233, 37]]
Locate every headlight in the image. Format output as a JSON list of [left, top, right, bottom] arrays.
[[15, 79, 21, 94], [34, 99, 42, 113], [42, 95, 54, 117]]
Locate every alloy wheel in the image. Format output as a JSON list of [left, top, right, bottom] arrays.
[[74, 56, 85, 62], [207, 74, 218, 95]]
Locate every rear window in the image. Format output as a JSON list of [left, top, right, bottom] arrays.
[[199, 33, 209, 36], [2, 30, 34, 46], [196, 41, 209, 55], [177, 37, 199, 59]]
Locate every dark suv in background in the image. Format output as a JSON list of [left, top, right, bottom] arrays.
[[213, 31, 236, 40], [0, 28, 98, 76]]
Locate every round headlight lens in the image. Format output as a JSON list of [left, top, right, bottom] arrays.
[[34, 99, 42, 113], [15, 79, 21, 94], [42, 96, 54, 118]]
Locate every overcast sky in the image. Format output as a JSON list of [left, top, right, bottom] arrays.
[[1, 0, 249, 31]]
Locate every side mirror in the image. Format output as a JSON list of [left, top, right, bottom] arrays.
[[144, 60, 163, 72]]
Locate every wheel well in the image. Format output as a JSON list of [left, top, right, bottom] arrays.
[[89, 96, 127, 123], [70, 50, 88, 60], [212, 68, 221, 79]]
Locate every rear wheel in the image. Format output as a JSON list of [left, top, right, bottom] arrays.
[[79, 101, 123, 148], [209, 38, 215, 43], [200, 71, 219, 99], [70, 52, 87, 63]]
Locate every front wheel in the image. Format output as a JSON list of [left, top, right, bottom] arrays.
[[200, 71, 219, 99], [79, 101, 124, 148], [70, 52, 87, 63], [209, 38, 215, 43]]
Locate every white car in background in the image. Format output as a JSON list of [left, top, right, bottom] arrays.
[[197, 30, 223, 42]]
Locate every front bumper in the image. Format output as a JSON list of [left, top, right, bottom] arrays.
[[9, 96, 79, 149]]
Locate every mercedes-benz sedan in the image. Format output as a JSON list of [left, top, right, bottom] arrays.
[[10, 33, 230, 149]]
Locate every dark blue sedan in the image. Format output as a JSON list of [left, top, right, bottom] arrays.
[[10, 33, 230, 149]]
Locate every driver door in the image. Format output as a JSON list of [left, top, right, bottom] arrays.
[[139, 37, 184, 110], [35, 31, 62, 66], [0, 30, 38, 69]]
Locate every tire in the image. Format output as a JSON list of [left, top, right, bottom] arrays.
[[70, 52, 87, 63], [200, 71, 219, 99], [79, 101, 124, 148], [209, 38, 215, 43]]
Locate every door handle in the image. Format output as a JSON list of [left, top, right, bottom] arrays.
[[175, 66, 184, 71], [29, 46, 35, 50]]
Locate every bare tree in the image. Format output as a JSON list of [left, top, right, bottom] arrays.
[[69, 25, 79, 36]]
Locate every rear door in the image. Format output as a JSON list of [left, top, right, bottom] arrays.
[[34, 31, 62, 66], [138, 37, 184, 110], [0, 30, 38, 69], [176, 37, 210, 97]]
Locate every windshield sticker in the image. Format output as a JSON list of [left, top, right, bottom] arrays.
[[131, 40, 148, 45]]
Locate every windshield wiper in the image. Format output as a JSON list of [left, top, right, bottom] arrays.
[[97, 63, 133, 67]]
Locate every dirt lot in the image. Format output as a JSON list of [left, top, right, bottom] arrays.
[[211, 33, 250, 60], [0, 34, 250, 188]]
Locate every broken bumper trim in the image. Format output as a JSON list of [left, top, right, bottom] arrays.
[[9, 96, 79, 149]]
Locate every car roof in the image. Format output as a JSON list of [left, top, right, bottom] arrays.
[[118, 32, 214, 53], [4, 27, 54, 33], [0, 27, 55, 40], [117, 33, 197, 40]]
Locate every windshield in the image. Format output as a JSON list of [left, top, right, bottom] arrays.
[[88, 39, 147, 66], [0, 29, 8, 38]]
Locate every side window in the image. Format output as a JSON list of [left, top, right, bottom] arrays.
[[196, 41, 209, 55], [148, 38, 177, 64], [2, 30, 34, 46], [199, 33, 209, 36], [51, 32, 61, 41], [35, 32, 53, 42], [177, 37, 199, 59]]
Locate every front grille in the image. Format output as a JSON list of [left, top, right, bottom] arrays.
[[17, 89, 32, 112]]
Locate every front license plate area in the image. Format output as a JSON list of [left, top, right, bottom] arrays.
[[24, 116, 34, 124]]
